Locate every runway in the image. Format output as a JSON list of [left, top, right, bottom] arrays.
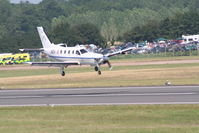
[[1, 86, 199, 107]]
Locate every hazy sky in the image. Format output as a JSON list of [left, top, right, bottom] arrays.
[[10, 0, 42, 4]]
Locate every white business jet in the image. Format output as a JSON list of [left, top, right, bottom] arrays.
[[31, 27, 132, 76]]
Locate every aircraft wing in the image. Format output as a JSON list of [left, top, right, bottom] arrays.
[[19, 48, 44, 52], [105, 47, 133, 57], [30, 61, 80, 67]]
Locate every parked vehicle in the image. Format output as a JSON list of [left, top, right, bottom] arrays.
[[0, 53, 30, 65], [0, 55, 15, 65], [13, 53, 30, 64]]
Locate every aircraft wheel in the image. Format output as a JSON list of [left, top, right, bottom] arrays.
[[61, 71, 65, 76], [98, 71, 101, 75], [94, 66, 99, 71]]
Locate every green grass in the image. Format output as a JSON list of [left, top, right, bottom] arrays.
[[1, 56, 199, 89], [1, 63, 199, 89], [110, 54, 199, 61], [0, 105, 199, 133], [0, 67, 99, 78], [0, 68, 57, 78], [1, 63, 199, 78], [111, 51, 199, 60]]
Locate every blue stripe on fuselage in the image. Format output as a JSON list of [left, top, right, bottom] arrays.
[[49, 55, 96, 59]]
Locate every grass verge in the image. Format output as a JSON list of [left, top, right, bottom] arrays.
[[0, 105, 199, 133], [0, 63, 199, 89], [110, 54, 199, 61]]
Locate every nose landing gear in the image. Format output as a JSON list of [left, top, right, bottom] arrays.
[[94, 66, 101, 75]]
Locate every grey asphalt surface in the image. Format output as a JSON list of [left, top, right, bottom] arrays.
[[1, 86, 199, 107]]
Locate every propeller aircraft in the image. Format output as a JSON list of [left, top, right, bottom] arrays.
[[31, 27, 133, 76]]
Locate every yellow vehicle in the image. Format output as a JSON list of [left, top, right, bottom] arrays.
[[0, 53, 30, 65], [13, 53, 30, 64], [0, 55, 15, 65]]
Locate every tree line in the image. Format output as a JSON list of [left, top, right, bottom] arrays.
[[0, 0, 198, 52], [123, 11, 199, 43]]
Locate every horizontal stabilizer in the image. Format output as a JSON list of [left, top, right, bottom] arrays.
[[31, 61, 80, 67], [19, 48, 43, 52]]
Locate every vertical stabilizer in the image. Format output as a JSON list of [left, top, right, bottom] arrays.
[[37, 27, 52, 48]]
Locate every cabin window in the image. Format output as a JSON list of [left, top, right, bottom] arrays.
[[51, 50, 55, 54], [72, 50, 74, 54], [80, 49, 88, 54], [76, 51, 80, 55], [60, 50, 62, 54], [188, 38, 193, 41], [64, 50, 66, 54], [68, 50, 70, 54]]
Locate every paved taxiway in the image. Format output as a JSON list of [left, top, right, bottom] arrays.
[[1, 86, 199, 106]]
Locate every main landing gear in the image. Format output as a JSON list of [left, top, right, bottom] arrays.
[[60, 66, 66, 76], [61, 71, 65, 76], [94, 66, 101, 75]]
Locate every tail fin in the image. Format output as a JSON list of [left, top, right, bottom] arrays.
[[37, 27, 52, 48]]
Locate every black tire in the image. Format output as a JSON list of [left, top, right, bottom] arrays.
[[98, 71, 101, 75], [61, 71, 65, 76], [94, 66, 99, 71]]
